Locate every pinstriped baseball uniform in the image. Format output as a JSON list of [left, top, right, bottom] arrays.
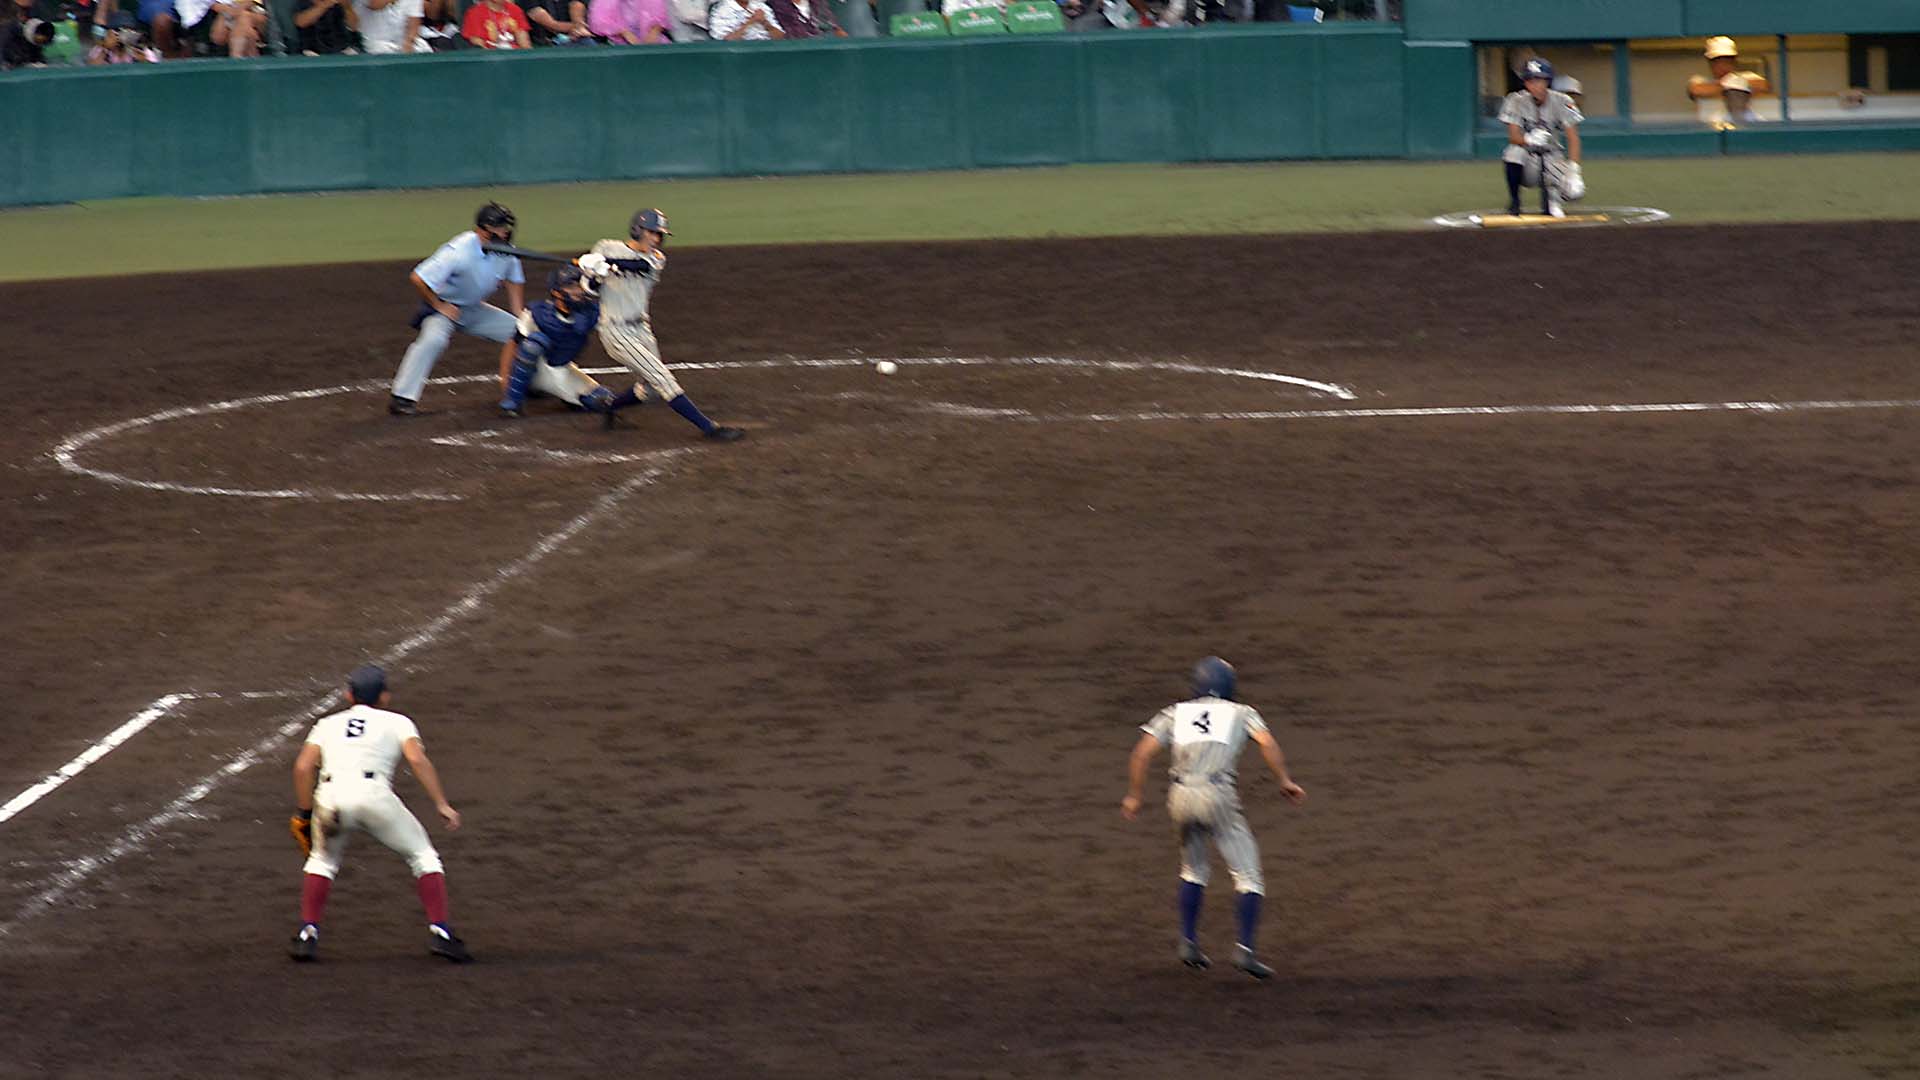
[[588, 239, 684, 402], [1498, 89, 1583, 193], [1142, 696, 1267, 895]]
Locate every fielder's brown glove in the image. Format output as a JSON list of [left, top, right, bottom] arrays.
[[290, 808, 313, 856]]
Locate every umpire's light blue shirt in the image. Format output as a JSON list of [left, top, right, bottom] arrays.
[[413, 231, 525, 308]]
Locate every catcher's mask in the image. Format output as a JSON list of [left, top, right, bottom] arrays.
[[1190, 657, 1237, 701], [548, 264, 596, 309]]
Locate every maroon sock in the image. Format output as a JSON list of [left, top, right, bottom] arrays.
[[300, 873, 332, 925], [416, 872, 450, 926]]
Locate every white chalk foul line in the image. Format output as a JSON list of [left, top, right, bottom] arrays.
[[0, 464, 675, 940], [0, 690, 310, 828], [428, 430, 689, 466], [1007, 398, 1920, 424]]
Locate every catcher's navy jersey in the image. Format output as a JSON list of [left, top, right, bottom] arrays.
[[516, 300, 601, 367]]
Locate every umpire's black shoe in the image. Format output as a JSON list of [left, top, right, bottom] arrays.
[[705, 425, 746, 442], [1231, 944, 1273, 980], [429, 925, 474, 964], [1177, 939, 1210, 970], [388, 396, 419, 417], [289, 924, 319, 962]]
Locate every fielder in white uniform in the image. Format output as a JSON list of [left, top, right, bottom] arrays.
[[1122, 657, 1305, 979], [573, 208, 745, 442], [288, 665, 471, 963], [1500, 58, 1585, 218]]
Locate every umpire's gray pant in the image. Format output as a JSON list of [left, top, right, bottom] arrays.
[[1168, 780, 1265, 895], [391, 303, 519, 403]]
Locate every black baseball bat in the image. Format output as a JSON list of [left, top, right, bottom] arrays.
[[481, 242, 573, 264]]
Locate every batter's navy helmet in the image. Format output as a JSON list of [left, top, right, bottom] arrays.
[[1191, 657, 1237, 701], [629, 208, 672, 238], [1520, 58, 1555, 84]]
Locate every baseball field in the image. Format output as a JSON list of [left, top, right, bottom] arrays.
[[3, 154, 1919, 1078]]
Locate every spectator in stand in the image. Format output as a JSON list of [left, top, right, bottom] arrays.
[[707, 0, 777, 39], [86, 12, 159, 58], [587, 0, 667, 43], [205, 0, 269, 56], [133, 0, 180, 55], [767, 0, 838, 37], [415, 0, 457, 47], [526, 0, 590, 43], [462, 0, 529, 47], [291, 0, 355, 52], [354, 0, 422, 52], [667, 0, 703, 38], [2, 16, 55, 66]]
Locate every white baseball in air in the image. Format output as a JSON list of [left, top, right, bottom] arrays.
[[875, 361, 899, 376]]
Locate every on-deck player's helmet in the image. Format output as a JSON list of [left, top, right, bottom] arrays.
[[1190, 657, 1237, 701], [475, 201, 516, 241], [629, 208, 672, 239], [1520, 58, 1554, 84]]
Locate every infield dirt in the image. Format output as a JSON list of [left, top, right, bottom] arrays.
[[1, 224, 1917, 1078]]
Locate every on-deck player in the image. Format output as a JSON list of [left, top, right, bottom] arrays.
[[1499, 58, 1585, 218], [574, 208, 745, 442], [388, 201, 526, 417], [1121, 657, 1306, 979], [288, 665, 472, 963]]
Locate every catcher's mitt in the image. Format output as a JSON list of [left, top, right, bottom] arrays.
[[290, 808, 313, 856]]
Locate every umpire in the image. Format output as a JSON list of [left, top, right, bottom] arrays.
[[389, 202, 526, 416]]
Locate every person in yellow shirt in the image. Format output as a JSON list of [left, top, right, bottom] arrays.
[[1688, 36, 1771, 128]]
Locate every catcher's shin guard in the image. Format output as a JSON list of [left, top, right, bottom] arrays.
[[500, 358, 538, 412]]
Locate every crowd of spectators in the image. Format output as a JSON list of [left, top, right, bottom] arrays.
[[0, 0, 1383, 67]]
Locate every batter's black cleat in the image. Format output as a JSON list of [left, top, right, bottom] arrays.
[[1231, 944, 1273, 980], [1177, 939, 1210, 970], [429, 925, 473, 964], [388, 396, 419, 417], [705, 426, 746, 442], [289, 924, 319, 962]]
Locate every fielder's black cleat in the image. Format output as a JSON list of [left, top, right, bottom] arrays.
[[1231, 944, 1273, 980], [429, 925, 474, 964], [1177, 939, 1210, 970], [601, 407, 620, 431], [705, 426, 746, 442], [289, 924, 319, 962], [388, 396, 419, 417]]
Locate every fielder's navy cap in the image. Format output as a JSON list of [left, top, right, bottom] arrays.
[[348, 664, 388, 704]]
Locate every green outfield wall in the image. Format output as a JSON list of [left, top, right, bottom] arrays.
[[0, 25, 1458, 207]]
